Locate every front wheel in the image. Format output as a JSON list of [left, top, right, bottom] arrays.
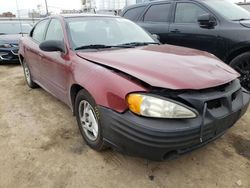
[[230, 52, 250, 91], [75, 89, 106, 151]]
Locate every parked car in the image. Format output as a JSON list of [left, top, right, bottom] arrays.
[[121, 0, 250, 90], [19, 15, 249, 160], [0, 21, 32, 63]]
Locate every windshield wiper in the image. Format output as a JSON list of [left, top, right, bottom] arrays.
[[75, 42, 159, 50], [18, 32, 28, 34], [75, 44, 134, 50], [116, 42, 160, 47], [0, 33, 7, 35], [118, 42, 160, 47], [232, 18, 250, 21]]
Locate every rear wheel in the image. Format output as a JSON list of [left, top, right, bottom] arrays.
[[22, 60, 38, 88], [230, 52, 250, 91], [75, 89, 106, 151]]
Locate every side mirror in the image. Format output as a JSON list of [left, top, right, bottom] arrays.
[[152, 34, 160, 42], [39, 40, 65, 53], [198, 14, 217, 29]]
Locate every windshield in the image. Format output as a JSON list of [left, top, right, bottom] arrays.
[[204, 0, 250, 21], [66, 17, 155, 50], [0, 22, 32, 34]]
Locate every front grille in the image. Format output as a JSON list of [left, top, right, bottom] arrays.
[[207, 98, 222, 109], [156, 79, 242, 117], [11, 49, 18, 55]]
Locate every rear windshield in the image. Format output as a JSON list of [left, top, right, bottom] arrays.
[[204, 0, 250, 21], [0, 23, 32, 34]]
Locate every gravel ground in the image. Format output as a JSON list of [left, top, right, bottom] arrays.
[[0, 64, 249, 188]]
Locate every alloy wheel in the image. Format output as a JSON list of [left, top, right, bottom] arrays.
[[78, 100, 99, 141], [233, 60, 250, 90], [23, 63, 32, 85]]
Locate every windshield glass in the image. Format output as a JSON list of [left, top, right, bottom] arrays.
[[204, 0, 250, 20], [66, 17, 155, 49], [0, 22, 32, 34]]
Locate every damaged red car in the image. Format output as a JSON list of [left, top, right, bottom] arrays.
[[19, 15, 249, 160]]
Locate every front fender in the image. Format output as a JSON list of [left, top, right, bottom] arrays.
[[71, 57, 149, 113]]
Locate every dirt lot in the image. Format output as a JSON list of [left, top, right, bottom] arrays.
[[0, 65, 249, 188]]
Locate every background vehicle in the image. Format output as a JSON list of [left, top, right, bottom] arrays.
[[0, 21, 32, 63], [121, 0, 250, 90], [19, 15, 249, 160]]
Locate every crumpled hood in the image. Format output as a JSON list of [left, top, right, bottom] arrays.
[[77, 45, 239, 90], [240, 20, 250, 28]]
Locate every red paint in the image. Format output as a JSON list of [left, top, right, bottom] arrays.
[[19, 15, 239, 113], [77, 44, 239, 90]]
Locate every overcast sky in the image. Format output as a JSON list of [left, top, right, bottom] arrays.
[[0, 0, 82, 15], [0, 0, 247, 15]]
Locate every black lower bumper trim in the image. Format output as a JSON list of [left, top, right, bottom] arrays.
[[99, 92, 249, 161]]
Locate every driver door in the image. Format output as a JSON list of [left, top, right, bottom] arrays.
[[39, 18, 70, 103]]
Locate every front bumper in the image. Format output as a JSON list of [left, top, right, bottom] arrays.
[[0, 47, 19, 63], [99, 80, 250, 160]]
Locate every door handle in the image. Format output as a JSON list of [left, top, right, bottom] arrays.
[[170, 29, 180, 33]]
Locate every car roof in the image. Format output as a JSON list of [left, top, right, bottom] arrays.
[[50, 13, 118, 19], [121, 0, 171, 12], [122, 0, 205, 10], [121, 0, 212, 14]]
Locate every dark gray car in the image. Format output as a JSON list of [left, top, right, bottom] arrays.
[[0, 21, 32, 63]]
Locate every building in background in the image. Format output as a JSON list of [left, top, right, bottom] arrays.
[[0, 12, 16, 17], [237, 2, 250, 11], [28, 10, 41, 18], [61, 9, 83, 14], [81, 0, 150, 14]]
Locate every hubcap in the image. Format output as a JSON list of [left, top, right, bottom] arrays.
[[23, 63, 31, 85], [233, 60, 250, 90], [78, 100, 99, 141]]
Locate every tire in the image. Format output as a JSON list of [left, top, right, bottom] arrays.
[[75, 89, 106, 151], [230, 52, 250, 91], [22, 60, 38, 89]]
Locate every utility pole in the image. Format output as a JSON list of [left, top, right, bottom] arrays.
[[15, 0, 23, 36], [90, 0, 92, 12], [44, 0, 49, 16]]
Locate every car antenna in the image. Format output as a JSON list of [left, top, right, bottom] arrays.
[[15, 0, 24, 37]]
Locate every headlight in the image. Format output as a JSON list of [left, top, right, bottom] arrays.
[[0, 43, 12, 48], [126, 94, 197, 119]]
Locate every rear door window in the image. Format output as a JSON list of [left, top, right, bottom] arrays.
[[32, 19, 49, 43], [123, 6, 145, 21], [144, 3, 171, 22], [175, 3, 207, 23]]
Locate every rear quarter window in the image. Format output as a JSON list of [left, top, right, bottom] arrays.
[[123, 6, 145, 21]]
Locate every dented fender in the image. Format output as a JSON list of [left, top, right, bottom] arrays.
[[70, 55, 149, 113]]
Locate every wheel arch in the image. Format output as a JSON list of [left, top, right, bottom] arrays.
[[70, 84, 85, 115], [69, 66, 149, 116], [18, 54, 24, 65], [226, 46, 250, 65]]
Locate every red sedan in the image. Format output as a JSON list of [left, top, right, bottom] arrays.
[[19, 15, 249, 160]]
